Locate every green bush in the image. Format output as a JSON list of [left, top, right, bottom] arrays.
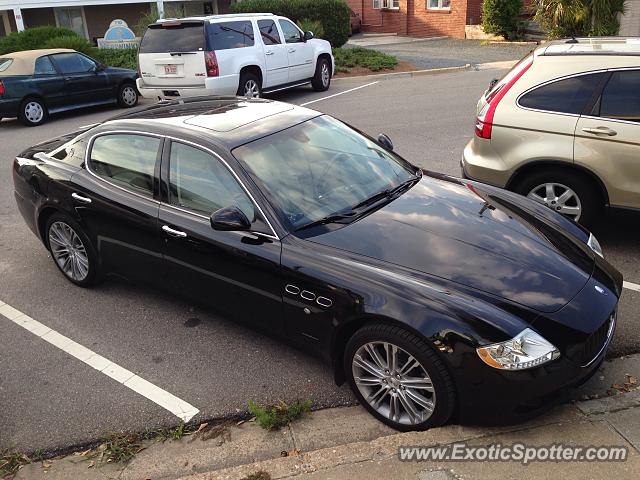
[[91, 48, 138, 70], [43, 35, 94, 55], [0, 26, 79, 55], [230, 0, 350, 47], [334, 47, 397, 72], [297, 18, 325, 40], [533, 0, 625, 38], [482, 0, 524, 40]]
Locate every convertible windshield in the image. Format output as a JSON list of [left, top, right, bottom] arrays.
[[233, 116, 418, 230]]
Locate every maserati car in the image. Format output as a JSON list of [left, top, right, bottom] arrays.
[[13, 97, 623, 430]]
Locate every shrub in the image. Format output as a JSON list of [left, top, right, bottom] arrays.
[[230, 0, 350, 47], [0, 26, 78, 55], [533, 0, 625, 38], [248, 399, 312, 430], [334, 47, 397, 72], [482, 0, 524, 40], [297, 18, 325, 40], [43, 35, 94, 55], [91, 48, 138, 70]]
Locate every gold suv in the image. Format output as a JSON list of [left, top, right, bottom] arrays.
[[462, 37, 640, 226]]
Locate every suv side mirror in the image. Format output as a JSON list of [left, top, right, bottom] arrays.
[[210, 206, 251, 232], [303, 31, 314, 41], [377, 134, 394, 151]]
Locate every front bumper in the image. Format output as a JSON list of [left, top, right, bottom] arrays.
[[136, 74, 239, 99]]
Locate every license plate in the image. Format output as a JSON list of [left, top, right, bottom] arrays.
[[164, 65, 177, 74]]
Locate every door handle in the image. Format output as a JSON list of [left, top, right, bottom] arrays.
[[71, 192, 92, 204], [265, 50, 274, 55], [288, 48, 296, 53], [162, 225, 187, 238], [582, 126, 617, 136]]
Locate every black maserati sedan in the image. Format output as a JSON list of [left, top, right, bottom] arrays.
[[13, 97, 622, 430]]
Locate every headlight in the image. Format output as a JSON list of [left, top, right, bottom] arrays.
[[587, 233, 604, 258], [476, 328, 560, 370]]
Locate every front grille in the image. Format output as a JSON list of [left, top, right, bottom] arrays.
[[580, 311, 616, 367]]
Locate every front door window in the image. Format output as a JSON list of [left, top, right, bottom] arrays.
[[55, 7, 87, 38]]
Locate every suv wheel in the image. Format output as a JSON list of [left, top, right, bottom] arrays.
[[344, 323, 456, 431], [237, 72, 262, 98], [311, 57, 331, 92], [19, 97, 48, 127], [513, 169, 600, 227]]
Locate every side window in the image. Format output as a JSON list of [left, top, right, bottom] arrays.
[[258, 19, 281, 45], [597, 71, 640, 123], [52, 136, 88, 167], [90, 134, 161, 197], [51, 53, 95, 74], [169, 142, 255, 221], [34, 56, 57, 75], [278, 19, 302, 44], [207, 21, 254, 50], [518, 73, 605, 115]]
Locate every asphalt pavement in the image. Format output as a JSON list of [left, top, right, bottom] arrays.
[[1, 68, 639, 454]]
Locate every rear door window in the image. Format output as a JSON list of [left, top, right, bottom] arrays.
[[518, 73, 605, 115], [258, 19, 281, 45], [596, 70, 640, 123], [206, 21, 255, 50], [140, 22, 205, 53]]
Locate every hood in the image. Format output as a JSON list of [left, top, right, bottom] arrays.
[[308, 174, 595, 313]]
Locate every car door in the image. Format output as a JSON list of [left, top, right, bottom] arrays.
[[574, 69, 640, 210], [69, 132, 164, 284], [257, 18, 289, 87], [50, 52, 110, 106], [278, 18, 314, 82], [158, 139, 283, 326], [30, 55, 67, 111]]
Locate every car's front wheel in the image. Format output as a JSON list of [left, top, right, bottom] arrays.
[[117, 83, 139, 108], [311, 57, 331, 92], [46, 213, 100, 287], [18, 97, 48, 127], [344, 323, 456, 431]]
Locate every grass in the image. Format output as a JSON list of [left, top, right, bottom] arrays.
[[0, 450, 31, 477], [248, 399, 312, 431], [333, 47, 398, 73], [152, 423, 187, 442], [86, 433, 144, 465]]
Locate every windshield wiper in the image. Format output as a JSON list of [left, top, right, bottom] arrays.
[[295, 211, 357, 232], [351, 176, 421, 211]]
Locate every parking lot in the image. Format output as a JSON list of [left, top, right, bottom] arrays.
[[1, 67, 639, 454]]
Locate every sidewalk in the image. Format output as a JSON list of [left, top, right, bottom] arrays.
[[13, 355, 640, 480]]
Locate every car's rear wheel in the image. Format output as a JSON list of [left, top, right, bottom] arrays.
[[46, 213, 100, 287], [118, 83, 139, 108], [18, 97, 48, 127], [512, 169, 600, 227], [237, 72, 262, 98], [312, 57, 331, 92], [344, 323, 456, 431]]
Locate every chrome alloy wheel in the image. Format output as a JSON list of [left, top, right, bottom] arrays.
[[321, 62, 330, 87], [527, 182, 582, 221], [121, 86, 137, 106], [243, 80, 260, 98], [24, 101, 44, 124], [352, 341, 436, 425], [48, 221, 89, 281]]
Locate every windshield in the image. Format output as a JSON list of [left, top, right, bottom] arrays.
[[233, 116, 418, 230]]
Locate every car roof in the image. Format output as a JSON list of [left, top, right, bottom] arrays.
[[538, 37, 640, 57], [154, 13, 276, 24], [0, 48, 74, 76], [102, 97, 321, 149]]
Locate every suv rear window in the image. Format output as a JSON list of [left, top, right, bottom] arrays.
[[206, 21, 254, 50], [140, 22, 205, 53], [518, 73, 605, 115]]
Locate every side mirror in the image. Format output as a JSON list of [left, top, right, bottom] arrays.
[[303, 31, 314, 41], [488, 78, 498, 90], [377, 133, 394, 151], [210, 206, 251, 232]]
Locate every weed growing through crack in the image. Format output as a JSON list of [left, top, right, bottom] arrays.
[[248, 399, 312, 431], [241, 471, 272, 480], [0, 450, 31, 477], [153, 423, 187, 442], [87, 433, 144, 465]]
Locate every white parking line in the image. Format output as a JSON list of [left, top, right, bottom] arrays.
[[299, 81, 379, 107], [0, 300, 199, 422], [624, 281, 640, 293]]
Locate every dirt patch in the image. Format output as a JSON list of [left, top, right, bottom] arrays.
[[334, 59, 417, 78]]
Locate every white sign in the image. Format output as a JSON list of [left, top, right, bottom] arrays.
[[97, 19, 139, 49]]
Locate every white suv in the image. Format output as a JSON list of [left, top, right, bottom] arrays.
[[137, 13, 334, 99]]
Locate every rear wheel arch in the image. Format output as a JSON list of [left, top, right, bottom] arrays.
[[37, 206, 61, 247], [239, 65, 263, 85]]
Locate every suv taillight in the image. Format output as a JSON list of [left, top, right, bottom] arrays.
[[0, 80, 4, 96], [475, 56, 533, 139], [205, 51, 219, 77]]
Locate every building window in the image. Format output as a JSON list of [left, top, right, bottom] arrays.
[[427, 0, 451, 10], [54, 7, 88, 38], [374, 0, 400, 9]]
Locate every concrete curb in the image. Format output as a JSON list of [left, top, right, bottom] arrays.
[[333, 64, 472, 83]]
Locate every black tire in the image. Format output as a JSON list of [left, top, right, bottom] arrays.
[[45, 212, 101, 287], [236, 71, 262, 98], [344, 323, 456, 431], [311, 57, 331, 92], [117, 82, 139, 108], [18, 97, 48, 127], [512, 168, 601, 228]]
